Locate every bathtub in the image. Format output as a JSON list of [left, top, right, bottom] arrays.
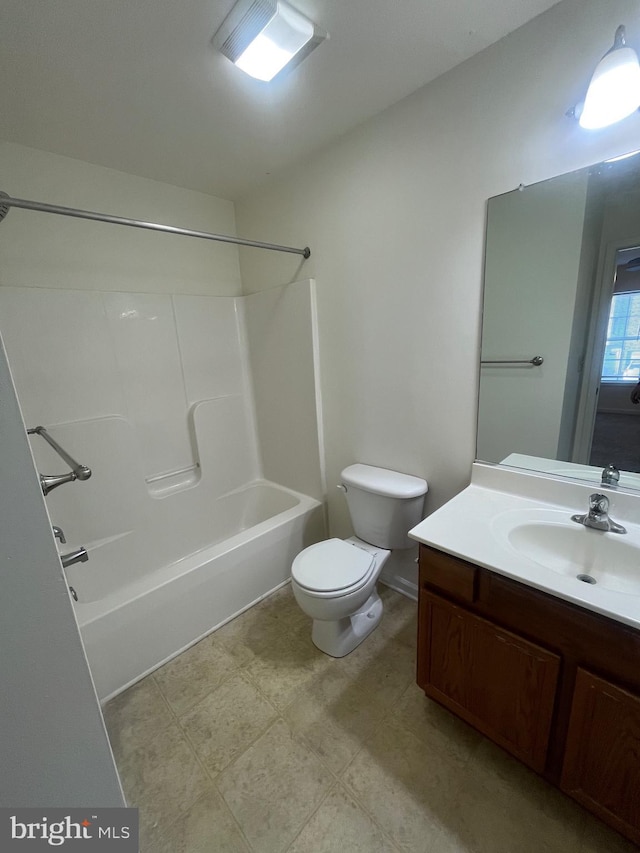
[[67, 480, 324, 701]]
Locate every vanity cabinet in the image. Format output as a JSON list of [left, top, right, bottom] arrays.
[[418, 544, 640, 846]]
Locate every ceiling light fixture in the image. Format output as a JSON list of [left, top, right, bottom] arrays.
[[577, 25, 640, 129], [212, 0, 327, 82]]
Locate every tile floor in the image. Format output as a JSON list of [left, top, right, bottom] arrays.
[[104, 584, 637, 853]]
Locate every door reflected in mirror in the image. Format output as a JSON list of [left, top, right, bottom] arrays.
[[477, 151, 640, 489]]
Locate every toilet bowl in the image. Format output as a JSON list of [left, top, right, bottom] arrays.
[[291, 463, 428, 658], [291, 537, 390, 657]]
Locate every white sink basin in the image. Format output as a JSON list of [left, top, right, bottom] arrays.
[[410, 463, 640, 630], [492, 509, 640, 596]]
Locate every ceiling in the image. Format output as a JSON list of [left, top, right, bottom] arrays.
[[1, 0, 561, 201]]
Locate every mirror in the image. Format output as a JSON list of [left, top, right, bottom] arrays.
[[477, 150, 640, 491]]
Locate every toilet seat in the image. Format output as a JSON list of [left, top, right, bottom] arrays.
[[292, 538, 375, 595]]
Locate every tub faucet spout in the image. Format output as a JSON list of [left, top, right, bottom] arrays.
[[60, 547, 88, 568]]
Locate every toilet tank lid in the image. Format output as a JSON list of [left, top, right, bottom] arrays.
[[341, 464, 428, 498]]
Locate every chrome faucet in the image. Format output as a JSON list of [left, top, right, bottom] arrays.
[[571, 493, 626, 534], [601, 464, 620, 488], [60, 547, 88, 568]]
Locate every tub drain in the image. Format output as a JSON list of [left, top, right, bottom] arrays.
[[576, 573, 597, 585]]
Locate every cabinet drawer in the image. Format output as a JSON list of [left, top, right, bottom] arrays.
[[420, 545, 477, 603]]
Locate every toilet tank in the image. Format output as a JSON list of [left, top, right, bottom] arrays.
[[341, 464, 428, 549]]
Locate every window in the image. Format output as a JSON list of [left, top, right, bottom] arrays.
[[601, 291, 640, 381]]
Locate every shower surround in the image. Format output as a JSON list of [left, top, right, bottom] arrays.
[[0, 280, 325, 699]]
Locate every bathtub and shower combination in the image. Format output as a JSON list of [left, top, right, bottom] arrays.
[[0, 187, 326, 701], [20, 281, 326, 702], [14, 301, 325, 701], [23, 417, 321, 700], [1, 276, 324, 701]]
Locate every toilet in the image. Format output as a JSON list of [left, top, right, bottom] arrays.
[[291, 463, 428, 657]]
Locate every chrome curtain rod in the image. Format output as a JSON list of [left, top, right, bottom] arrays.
[[0, 191, 311, 259]]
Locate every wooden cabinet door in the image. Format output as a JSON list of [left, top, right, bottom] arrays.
[[561, 668, 640, 845], [421, 592, 560, 773]]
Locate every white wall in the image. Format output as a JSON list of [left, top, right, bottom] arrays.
[[236, 0, 640, 542]]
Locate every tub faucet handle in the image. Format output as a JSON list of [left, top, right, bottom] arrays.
[[40, 471, 77, 496], [52, 525, 66, 544]]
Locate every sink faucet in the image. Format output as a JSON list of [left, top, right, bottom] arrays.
[[601, 464, 620, 488], [571, 493, 626, 534]]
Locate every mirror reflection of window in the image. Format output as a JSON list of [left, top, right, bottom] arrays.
[[590, 246, 640, 473], [602, 293, 640, 380], [601, 249, 640, 383]]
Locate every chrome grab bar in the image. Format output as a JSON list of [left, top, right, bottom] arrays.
[[27, 425, 92, 496], [481, 356, 544, 366], [28, 426, 92, 478]]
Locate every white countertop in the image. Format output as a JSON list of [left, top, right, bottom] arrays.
[[409, 462, 640, 631]]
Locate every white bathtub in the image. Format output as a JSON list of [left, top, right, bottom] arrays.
[[68, 481, 324, 701]]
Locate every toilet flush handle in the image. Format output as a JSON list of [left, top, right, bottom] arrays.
[[337, 484, 347, 493]]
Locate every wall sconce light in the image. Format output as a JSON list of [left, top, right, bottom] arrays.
[[570, 25, 640, 129], [212, 0, 327, 82]]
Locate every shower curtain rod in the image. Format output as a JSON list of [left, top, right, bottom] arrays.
[[0, 191, 311, 259]]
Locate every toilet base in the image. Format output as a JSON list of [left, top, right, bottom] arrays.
[[311, 590, 383, 658]]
